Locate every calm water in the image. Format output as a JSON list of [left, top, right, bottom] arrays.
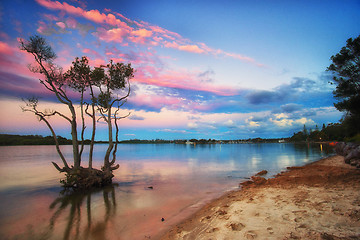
[[0, 143, 332, 239]]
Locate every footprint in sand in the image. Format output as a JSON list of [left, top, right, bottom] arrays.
[[282, 213, 290, 221], [200, 215, 212, 222], [206, 227, 219, 233], [244, 230, 257, 239], [227, 222, 245, 231], [267, 227, 274, 234]]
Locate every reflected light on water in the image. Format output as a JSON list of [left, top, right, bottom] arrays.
[[276, 155, 296, 167], [0, 143, 333, 239], [250, 156, 261, 168]]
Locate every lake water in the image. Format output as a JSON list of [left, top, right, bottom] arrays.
[[0, 143, 333, 239]]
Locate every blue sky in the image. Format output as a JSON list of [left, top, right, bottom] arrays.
[[0, 0, 359, 140]]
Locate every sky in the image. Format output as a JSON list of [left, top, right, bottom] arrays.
[[0, 0, 359, 140]]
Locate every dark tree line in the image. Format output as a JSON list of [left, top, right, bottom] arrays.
[[0, 134, 72, 146], [289, 123, 353, 142], [19, 35, 134, 189]]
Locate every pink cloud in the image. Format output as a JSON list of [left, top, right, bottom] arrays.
[[129, 93, 183, 110], [147, 24, 182, 41], [0, 41, 13, 55], [0, 40, 41, 79], [178, 44, 205, 54], [36, 0, 130, 29], [82, 48, 103, 59], [94, 27, 129, 43], [0, 40, 60, 101], [36, 0, 83, 15], [37, 21, 56, 35], [221, 51, 255, 63], [127, 85, 223, 112], [111, 11, 137, 26], [104, 47, 160, 66], [153, 36, 163, 42], [36, 0, 263, 66], [56, 21, 66, 29], [132, 29, 152, 38], [0, 32, 10, 41], [69, 0, 87, 9], [129, 28, 153, 44], [109, 57, 126, 63], [83, 9, 109, 23], [134, 67, 238, 96], [88, 57, 106, 67], [65, 18, 77, 28], [43, 13, 60, 21]]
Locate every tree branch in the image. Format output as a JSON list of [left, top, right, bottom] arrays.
[[52, 162, 67, 172], [110, 78, 131, 108], [53, 111, 72, 123]]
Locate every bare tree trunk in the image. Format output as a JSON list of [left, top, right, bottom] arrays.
[[103, 107, 113, 172], [88, 108, 95, 169], [110, 117, 119, 166], [69, 104, 80, 169], [88, 86, 96, 169], [110, 108, 125, 166], [79, 90, 86, 164]]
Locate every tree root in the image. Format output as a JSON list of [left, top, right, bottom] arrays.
[[110, 164, 119, 171], [52, 162, 70, 172], [60, 167, 114, 191]]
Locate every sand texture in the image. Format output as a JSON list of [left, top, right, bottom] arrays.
[[161, 155, 360, 239]]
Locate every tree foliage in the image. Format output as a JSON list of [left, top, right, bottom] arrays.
[[327, 35, 360, 135]]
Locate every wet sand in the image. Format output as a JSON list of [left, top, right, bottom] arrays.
[[160, 155, 360, 239]]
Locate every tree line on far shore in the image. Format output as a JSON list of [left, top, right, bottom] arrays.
[[289, 123, 360, 143], [3, 130, 357, 146], [0, 134, 72, 146]]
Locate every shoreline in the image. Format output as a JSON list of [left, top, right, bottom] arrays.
[[160, 155, 360, 239]]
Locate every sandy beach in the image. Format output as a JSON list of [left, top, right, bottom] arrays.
[[161, 155, 360, 239]]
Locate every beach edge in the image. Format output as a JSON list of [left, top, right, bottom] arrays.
[[159, 155, 360, 239]]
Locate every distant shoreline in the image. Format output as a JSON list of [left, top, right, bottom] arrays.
[[0, 134, 338, 146], [160, 155, 360, 239]]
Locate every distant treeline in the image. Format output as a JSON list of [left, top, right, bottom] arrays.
[[0, 134, 288, 146], [2, 126, 358, 146], [0, 135, 175, 146], [289, 123, 360, 143], [0, 134, 73, 146]]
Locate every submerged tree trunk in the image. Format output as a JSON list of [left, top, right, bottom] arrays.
[[88, 112, 95, 169], [85, 104, 96, 169], [88, 86, 96, 169], [103, 107, 113, 172], [79, 90, 86, 163], [111, 116, 119, 166], [69, 104, 80, 169]]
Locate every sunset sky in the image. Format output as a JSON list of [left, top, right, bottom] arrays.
[[0, 0, 359, 140]]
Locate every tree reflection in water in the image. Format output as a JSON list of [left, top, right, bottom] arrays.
[[48, 184, 117, 240]]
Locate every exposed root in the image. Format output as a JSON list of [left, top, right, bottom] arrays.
[[60, 167, 114, 191], [52, 162, 69, 172]]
